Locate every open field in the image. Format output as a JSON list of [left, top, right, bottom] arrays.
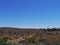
[[0, 27, 60, 45]]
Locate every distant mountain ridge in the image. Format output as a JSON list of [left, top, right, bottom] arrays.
[[0, 27, 39, 30], [0, 27, 41, 32], [0, 27, 60, 31]]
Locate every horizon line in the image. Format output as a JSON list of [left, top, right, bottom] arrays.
[[0, 26, 60, 29]]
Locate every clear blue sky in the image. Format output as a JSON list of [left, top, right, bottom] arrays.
[[0, 0, 60, 28]]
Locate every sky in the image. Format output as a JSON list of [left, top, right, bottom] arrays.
[[0, 0, 60, 28]]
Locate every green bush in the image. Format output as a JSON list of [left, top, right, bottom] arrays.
[[0, 36, 9, 45]]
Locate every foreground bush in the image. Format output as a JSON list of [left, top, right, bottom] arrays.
[[0, 36, 9, 45]]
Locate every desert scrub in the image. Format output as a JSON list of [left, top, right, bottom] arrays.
[[0, 36, 9, 45]]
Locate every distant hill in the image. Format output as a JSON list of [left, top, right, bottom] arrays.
[[0, 27, 43, 35], [0, 27, 39, 30]]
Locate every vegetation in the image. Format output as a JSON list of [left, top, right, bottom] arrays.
[[0, 36, 9, 45], [27, 36, 35, 44], [0, 27, 60, 45]]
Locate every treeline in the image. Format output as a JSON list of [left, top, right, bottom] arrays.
[[40, 28, 60, 31]]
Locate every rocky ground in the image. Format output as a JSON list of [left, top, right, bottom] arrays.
[[0, 27, 60, 45]]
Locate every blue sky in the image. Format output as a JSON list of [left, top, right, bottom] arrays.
[[0, 0, 60, 28]]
